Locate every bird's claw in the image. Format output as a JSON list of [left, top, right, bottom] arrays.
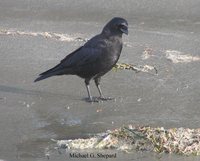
[[85, 97, 114, 103], [99, 97, 114, 101], [85, 97, 99, 103]]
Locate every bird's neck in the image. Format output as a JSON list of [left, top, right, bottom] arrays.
[[102, 29, 122, 38]]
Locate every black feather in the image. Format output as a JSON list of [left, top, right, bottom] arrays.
[[34, 17, 128, 101]]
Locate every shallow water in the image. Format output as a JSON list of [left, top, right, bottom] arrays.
[[0, 0, 200, 160]]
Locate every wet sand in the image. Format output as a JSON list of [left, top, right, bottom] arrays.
[[0, 0, 200, 160]]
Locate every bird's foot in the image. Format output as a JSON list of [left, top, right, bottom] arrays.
[[98, 97, 114, 101], [85, 97, 114, 103], [85, 97, 99, 103]]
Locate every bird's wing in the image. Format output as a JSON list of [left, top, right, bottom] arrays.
[[59, 34, 105, 68], [39, 46, 83, 76], [39, 45, 103, 76], [60, 46, 103, 68], [60, 46, 83, 64], [37, 47, 80, 76]]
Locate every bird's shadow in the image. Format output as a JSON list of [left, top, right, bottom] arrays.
[[0, 84, 68, 98], [0, 85, 115, 103]]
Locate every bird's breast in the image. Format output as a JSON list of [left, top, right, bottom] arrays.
[[97, 39, 122, 72], [105, 39, 122, 61]]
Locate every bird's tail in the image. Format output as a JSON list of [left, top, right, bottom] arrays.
[[34, 64, 64, 82], [34, 73, 54, 82]]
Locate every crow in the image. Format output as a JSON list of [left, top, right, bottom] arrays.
[[34, 17, 128, 102]]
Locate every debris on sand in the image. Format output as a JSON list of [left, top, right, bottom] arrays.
[[56, 125, 200, 155], [0, 28, 87, 42], [114, 63, 158, 75], [141, 47, 154, 60], [165, 50, 200, 63]]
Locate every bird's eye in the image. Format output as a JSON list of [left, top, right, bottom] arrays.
[[118, 23, 128, 35], [119, 24, 127, 30]]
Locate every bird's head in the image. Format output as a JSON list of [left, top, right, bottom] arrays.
[[102, 17, 128, 36]]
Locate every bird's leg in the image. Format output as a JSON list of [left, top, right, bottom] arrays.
[[85, 79, 99, 102], [94, 77, 103, 98], [85, 79, 93, 102], [94, 77, 113, 101]]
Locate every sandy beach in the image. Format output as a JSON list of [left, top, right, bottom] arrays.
[[0, 0, 200, 160]]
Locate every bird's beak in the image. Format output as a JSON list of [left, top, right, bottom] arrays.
[[120, 24, 128, 35]]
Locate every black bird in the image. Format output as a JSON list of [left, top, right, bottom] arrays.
[[34, 17, 128, 102]]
